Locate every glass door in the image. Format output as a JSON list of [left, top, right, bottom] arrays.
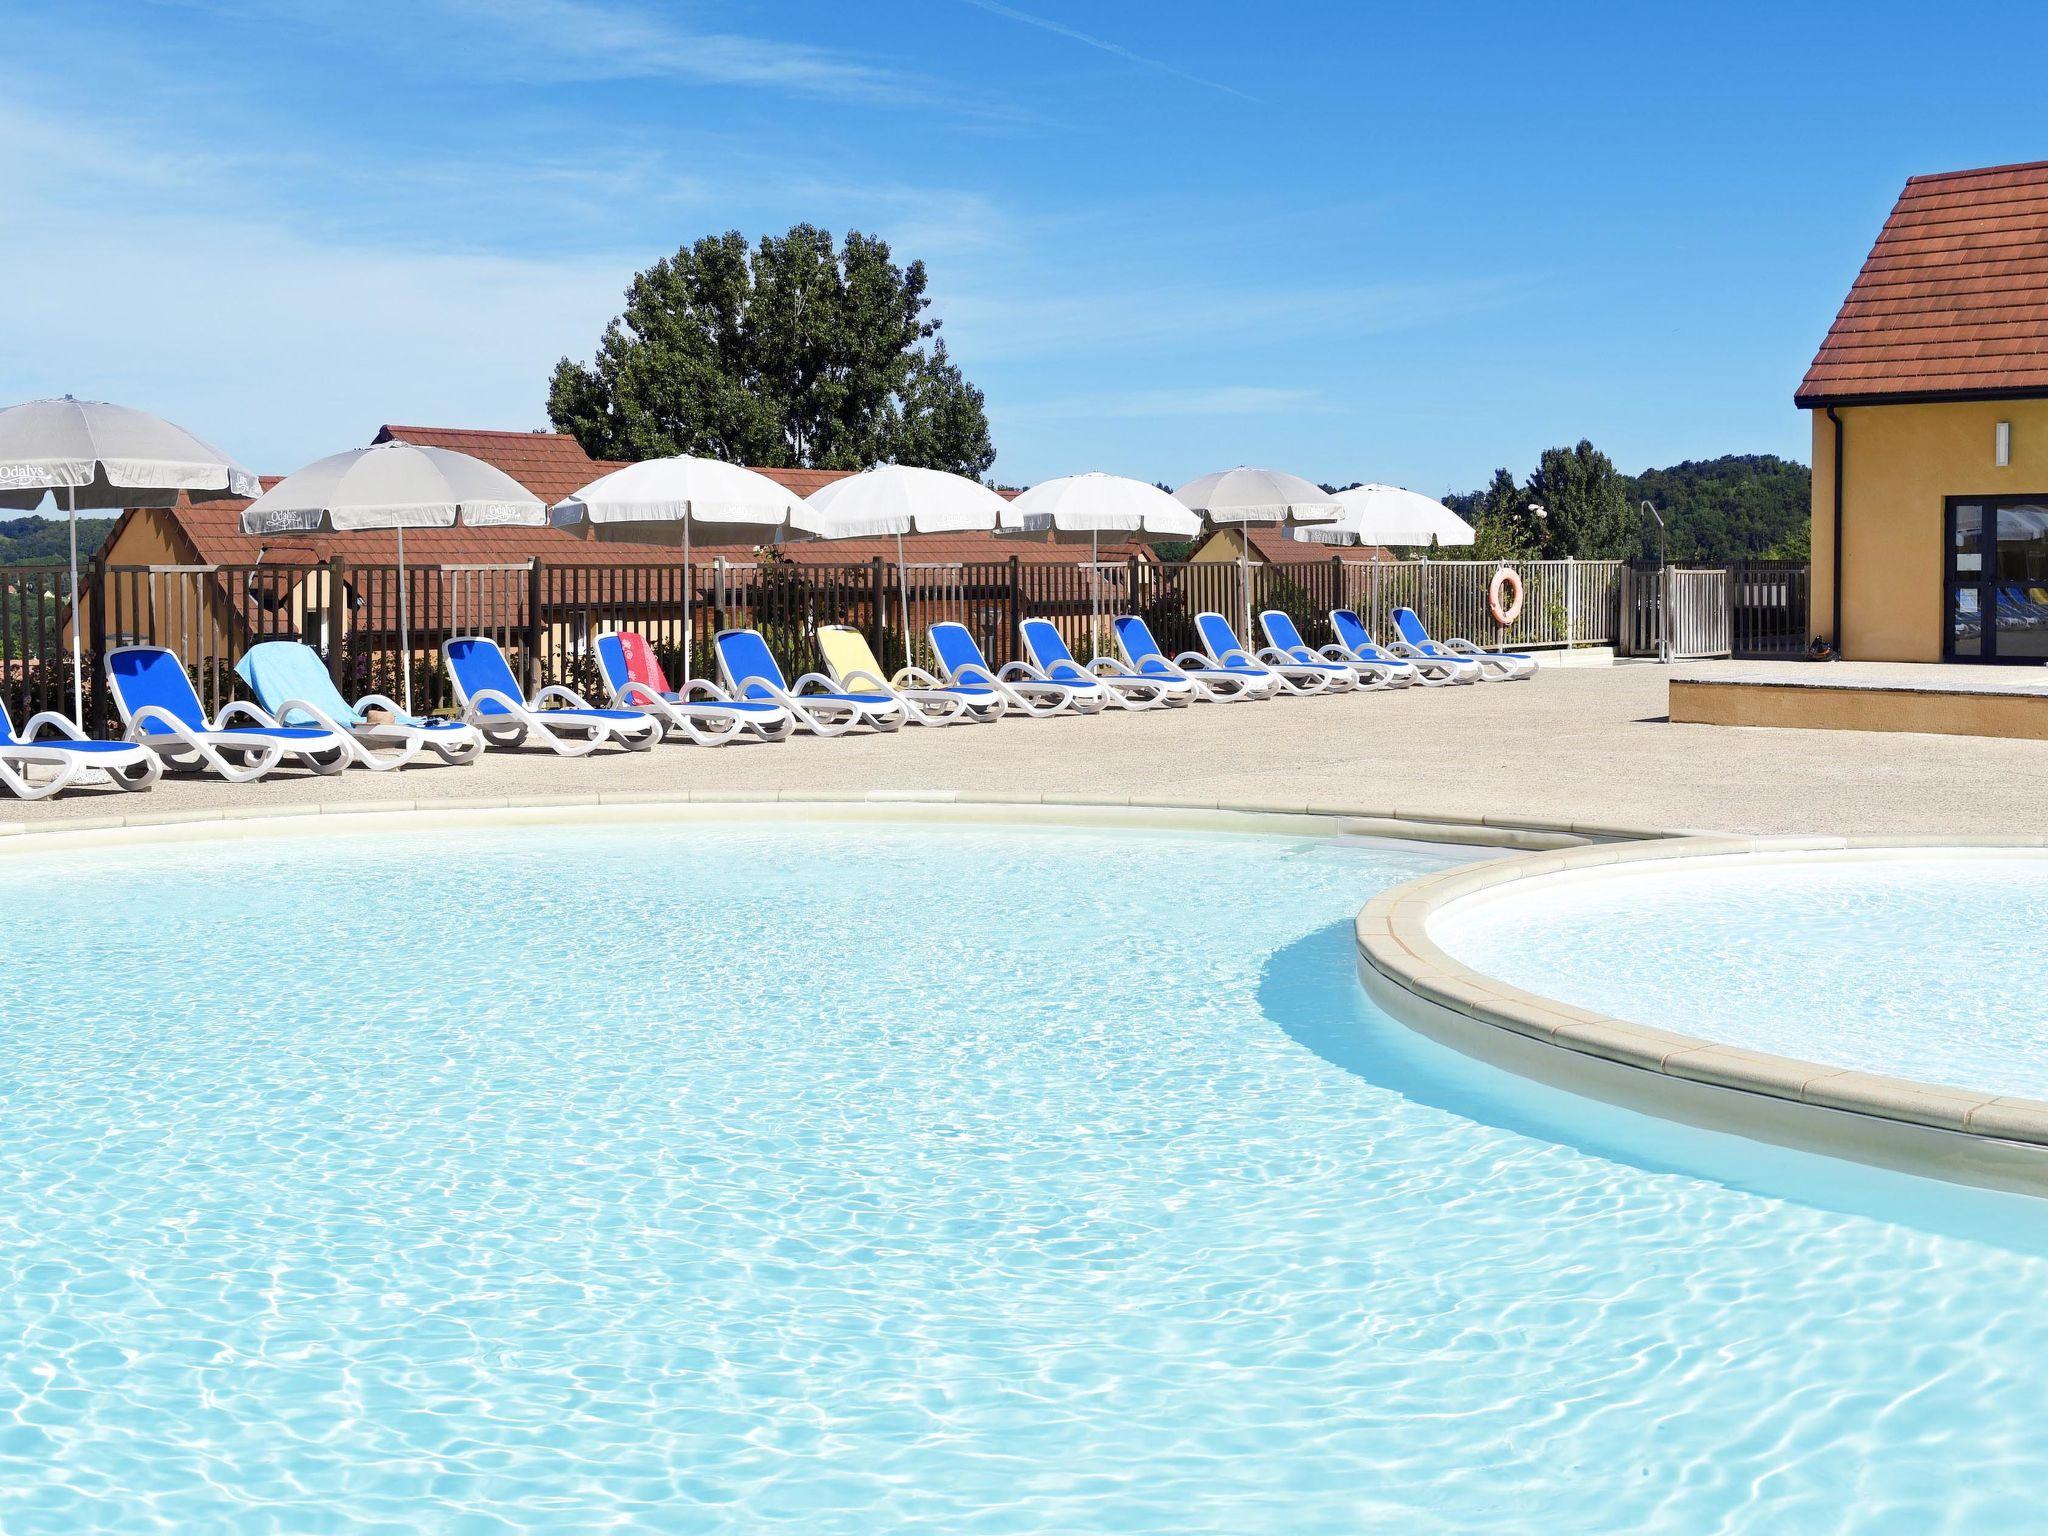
[[1946, 497, 2048, 662]]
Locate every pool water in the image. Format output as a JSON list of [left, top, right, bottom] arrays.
[[1431, 851, 2048, 1099], [4, 821, 2048, 1533]]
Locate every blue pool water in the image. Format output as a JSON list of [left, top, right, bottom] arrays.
[[4, 820, 2048, 1533], [1432, 851, 2048, 1099]]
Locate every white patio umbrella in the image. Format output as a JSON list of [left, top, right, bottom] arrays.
[[804, 465, 1010, 659], [1172, 466, 1341, 637], [239, 441, 545, 714], [1295, 483, 1474, 550], [551, 456, 824, 679], [996, 472, 1201, 639], [0, 396, 260, 720]]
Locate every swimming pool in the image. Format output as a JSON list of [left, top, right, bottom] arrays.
[[5, 815, 2048, 1532], [1431, 849, 2048, 1100]]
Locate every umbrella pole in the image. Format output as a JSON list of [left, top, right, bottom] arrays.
[[1239, 538, 1251, 644], [397, 526, 413, 717], [66, 485, 84, 724], [683, 517, 692, 684], [1090, 527, 1099, 653], [896, 529, 909, 668]]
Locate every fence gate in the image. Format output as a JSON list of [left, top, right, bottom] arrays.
[[1659, 567, 1733, 660]]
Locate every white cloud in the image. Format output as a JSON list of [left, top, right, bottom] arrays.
[[0, 101, 627, 472]]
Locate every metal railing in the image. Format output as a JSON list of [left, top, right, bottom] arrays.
[[1621, 559, 1807, 660], [5, 551, 1816, 731]]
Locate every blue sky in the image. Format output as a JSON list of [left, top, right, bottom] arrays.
[[5, 1, 2046, 495]]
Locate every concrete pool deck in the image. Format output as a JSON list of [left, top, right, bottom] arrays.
[[9, 660, 2048, 836]]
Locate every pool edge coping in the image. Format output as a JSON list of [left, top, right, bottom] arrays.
[[0, 792, 1680, 853], [1357, 835, 2048, 1170]]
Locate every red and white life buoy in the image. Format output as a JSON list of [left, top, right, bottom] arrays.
[[1488, 566, 1525, 627]]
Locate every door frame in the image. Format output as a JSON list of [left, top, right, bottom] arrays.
[[1943, 493, 2048, 664]]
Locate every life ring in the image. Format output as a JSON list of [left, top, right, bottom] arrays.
[[1487, 566, 1525, 627]]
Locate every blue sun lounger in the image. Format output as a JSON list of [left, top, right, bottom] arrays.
[[443, 635, 660, 755], [1260, 610, 1410, 689], [1111, 614, 1274, 701], [236, 640, 483, 769], [592, 630, 794, 746], [929, 622, 1099, 717], [1391, 606, 1536, 681], [1329, 610, 1468, 685], [1194, 611, 1352, 695], [107, 644, 352, 781], [0, 698, 160, 800], [1017, 619, 1176, 709], [713, 627, 905, 735]]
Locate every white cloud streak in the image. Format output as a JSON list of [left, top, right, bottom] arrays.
[[958, 0, 1257, 103]]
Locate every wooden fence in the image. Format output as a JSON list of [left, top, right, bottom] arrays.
[[0, 552, 1809, 730]]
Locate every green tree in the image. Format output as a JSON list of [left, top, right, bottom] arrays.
[[549, 224, 995, 477], [1462, 468, 1542, 559], [1524, 439, 1633, 558]]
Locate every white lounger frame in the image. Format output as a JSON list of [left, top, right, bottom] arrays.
[[606, 679, 798, 746], [1112, 620, 1272, 703], [1327, 613, 1469, 686], [591, 631, 795, 746], [1016, 621, 1179, 710], [1197, 613, 1351, 696], [442, 639, 660, 757], [107, 646, 349, 781], [0, 711, 162, 800], [713, 628, 904, 737], [928, 631, 1102, 719], [816, 626, 989, 727], [1258, 611, 1403, 691], [1398, 633, 1537, 681], [264, 691, 486, 770]]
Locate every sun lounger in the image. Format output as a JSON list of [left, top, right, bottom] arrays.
[[1329, 610, 1468, 685], [928, 622, 1100, 717], [1260, 610, 1407, 689], [1391, 606, 1536, 681], [1017, 619, 1178, 709], [442, 635, 660, 754], [0, 699, 160, 800], [1110, 614, 1275, 701], [107, 644, 351, 781], [815, 626, 991, 725], [1194, 611, 1352, 695], [235, 640, 483, 769], [713, 627, 906, 735], [592, 630, 794, 745]]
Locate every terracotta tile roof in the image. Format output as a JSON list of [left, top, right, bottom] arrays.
[[1202, 525, 1392, 563], [1797, 159, 2048, 405]]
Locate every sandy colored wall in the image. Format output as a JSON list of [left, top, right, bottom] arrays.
[[1811, 398, 2048, 661], [67, 508, 246, 661]]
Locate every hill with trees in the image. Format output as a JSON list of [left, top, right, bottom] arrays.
[[1442, 447, 1809, 562], [0, 515, 115, 568]]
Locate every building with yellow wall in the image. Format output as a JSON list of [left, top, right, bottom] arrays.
[[1797, 160, 2048, 664]]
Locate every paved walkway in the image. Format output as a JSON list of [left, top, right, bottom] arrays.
[[11, 662, 2047, 837]]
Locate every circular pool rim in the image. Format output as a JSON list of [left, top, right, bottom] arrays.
[[1356, 834, 2048, 1196]]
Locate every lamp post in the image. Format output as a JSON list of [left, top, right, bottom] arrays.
[[1640, 499, 1666, 568]]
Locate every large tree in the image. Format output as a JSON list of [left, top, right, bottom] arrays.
[[548, 224, 995, 478]]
